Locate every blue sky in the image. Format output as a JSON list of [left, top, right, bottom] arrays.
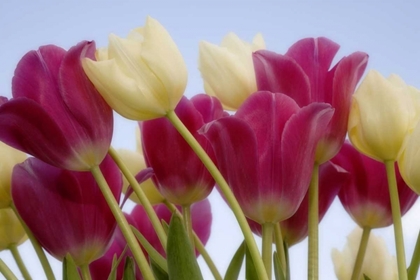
[[1, 1, 420, 279]]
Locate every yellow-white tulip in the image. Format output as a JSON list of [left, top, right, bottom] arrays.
[[83, 17, 187, 120], [348, 70, 420, 162], [0, 142, 26, 209], [0, 208, 27, 251], [199, 33, 265, 110], [332, 227, 397, 280]]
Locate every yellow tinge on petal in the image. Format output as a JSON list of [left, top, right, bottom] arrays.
[[0, 143, 27, 209], [332, 227, 397, 280], [348, 70, 420, 162], [199, 32, 265, 111], [82, 16, 187, 121], [0, 208, 27, 251]]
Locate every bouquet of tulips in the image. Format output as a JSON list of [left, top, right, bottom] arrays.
[[0, 16, 419, 280]]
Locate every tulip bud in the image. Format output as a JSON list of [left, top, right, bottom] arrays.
[[199, 33, 265, 110], [83, 17, 188, 120], [0, 208, 27, 251]]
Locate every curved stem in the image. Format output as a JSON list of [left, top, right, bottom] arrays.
[[308, 163, 319, 280], [163, 201, 222, 280], [79, 264, 92, 280], [274, 223, 287, 278], [8, 244, 31, 280], [408, 231, 420, 280], [166, 110, 268, 280], [262, 223, 274, 280], [108, 147, 167, 250], [384, 160, 408, 280], [90, 166, 154, 280], [10, 204, 55, 280], [350, 227, 371, 280], [182, 205, 194, 251], [0, 258, 18, 280]]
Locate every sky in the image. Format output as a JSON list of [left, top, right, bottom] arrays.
[[1, 1, 420, 279]]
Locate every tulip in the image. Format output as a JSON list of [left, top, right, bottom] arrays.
[[12, 156, 122, 266], [0, 41, 113, 171], [83, 17, 188, 121], [202, 91, 333, 224], [199, 32, 265, 110], [253, 37, 368, 163], [331, 142, 417, 228], [332, 227, 398, 280], [348, 70, 420, 162], [141, 94, 224, 205], [0, 208, 27, 251], [0, 142, 26, 208]]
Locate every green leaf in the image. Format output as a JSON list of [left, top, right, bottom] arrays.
[[167, 213, 203, 280], [63, 254, 81, 280], [151, 257, 169, 280], [245, 243, 258, 280], [363, 274, 372, 280], [131, 225, 168, 273], [273, 252, 286, 280], [122, 257, 136, 280], [224, 241, 245, 280]]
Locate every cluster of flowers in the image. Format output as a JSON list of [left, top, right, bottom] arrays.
[[0, 16, 419, 280]]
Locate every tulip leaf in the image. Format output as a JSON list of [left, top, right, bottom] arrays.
[[167, 213, 203, 280], [63, 254, 81, 280], [273, 252, 286, 280], [224, 241, 245, 280], [130, 225, 168, 273], [122, 257, 136, 280], [363, 275, 372, 280], [245, 243, 258, 280], [151, 258, 169, 280]]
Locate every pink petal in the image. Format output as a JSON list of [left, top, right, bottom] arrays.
[[190, 94, 225, 123]]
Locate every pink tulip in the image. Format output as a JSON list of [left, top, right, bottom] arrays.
[[253, 38, 368, 163], [90, 199, 212, 279], [202, 91, 333, 224], [331, 141, 418, 228], [12, 156, 121, 266], [0, 41, 113, 171], [141, 94, 224, 205]]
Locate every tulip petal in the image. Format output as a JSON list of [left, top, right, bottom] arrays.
[[253, 50, 311, 106], [190, 94, 226, 123]]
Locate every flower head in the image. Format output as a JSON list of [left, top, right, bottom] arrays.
[[0, 41, 113, 171], [83, 17, 188, 120], [0, 208, 27, 251]]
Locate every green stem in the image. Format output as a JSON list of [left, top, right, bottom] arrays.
[[274, 223, 287, 278], [350, 227, 371, 280], [79, 264, 92, 280], [166, 110, 268, 280], [182, 205, 194, 251], [108, 147, 167, 251], [90, 166, 154, 280], [10, 204, 55, 280], [0, 258, 18, 280], [262, 223, 274, 280], [8, 244, 31, 280], [408, 230, 420, 280], [308, 163, 319, 280], [384, 160, 408, 280], [163, 201, 223, 280]]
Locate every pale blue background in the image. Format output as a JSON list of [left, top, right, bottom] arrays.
[[1, 1, 420, 279]]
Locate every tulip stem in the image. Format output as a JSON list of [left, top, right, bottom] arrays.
[[8, 244, 31, 280], [90, 166, 155, 280], [79, 264, 91, 280], [108, 147, 168, 250], [350, 227, 371, 280], [384, 160, 408, 280], [308, 163, 319, 280], [10, 204, 55, 280], [262, 223, 274, 280], [0, 258, 18, 280], [274, 223, 287, 278], [408, 230, 420, 280], [166, 110, 268, 280], [163, 201, 223, 280], [182, 205, 195, 251]]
